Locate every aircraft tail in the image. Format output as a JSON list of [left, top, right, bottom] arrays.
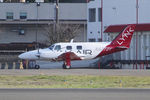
[[110, 24, 136, 48], [97, 24, 136, 57]]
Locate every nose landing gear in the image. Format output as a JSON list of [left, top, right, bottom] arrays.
[[35, 65, 40, 69]]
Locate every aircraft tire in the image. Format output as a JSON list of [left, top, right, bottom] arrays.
[[66, 65, 71, 69], [62, 63, 71, 69], [62, 63, 66, 69], [35, 65, 40, 69]]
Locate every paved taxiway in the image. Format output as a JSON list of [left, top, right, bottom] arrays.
[[0, 88, 150, 100]]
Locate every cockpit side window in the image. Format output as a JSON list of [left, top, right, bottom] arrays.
[[49, 45, 55, 50], [66, 46, 72, 50], [54, 45, 61, 51], [77, 46, 82, 50]]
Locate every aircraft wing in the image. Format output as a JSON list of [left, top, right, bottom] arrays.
[[57, 52, 82, 61]]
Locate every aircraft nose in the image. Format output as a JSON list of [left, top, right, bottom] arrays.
[[18, 53, 27, 59], [18, 50, 39, 60]]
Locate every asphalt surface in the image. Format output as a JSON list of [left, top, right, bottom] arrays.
[[0, 88, 149, 100], [0, 70, 150, 100], [0, 69, 150, 76]]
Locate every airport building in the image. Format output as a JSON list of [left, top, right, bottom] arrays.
[[0, 1, 87, 51], [87, 0, 150, 69]]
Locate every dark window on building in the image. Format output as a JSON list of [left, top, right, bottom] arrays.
[[98, 8, 102, 22], [89, 8, 96, 22], [54, 45, 61, 51], [77, 46, 82, 50], [89, 38, 96, 42], [6, 12, 13, 19], [26, 0, 35, 3], [20, 12, 27, 19], [4, 0, 20, 2], [66, 46, 72, 50]]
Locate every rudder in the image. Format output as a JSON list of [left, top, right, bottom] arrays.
[[110, 24, 136, 48]]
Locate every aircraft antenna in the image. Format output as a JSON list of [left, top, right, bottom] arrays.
[[70, 39, 74, 43]]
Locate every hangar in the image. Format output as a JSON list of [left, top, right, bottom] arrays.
[[104, 24, 150, 69]]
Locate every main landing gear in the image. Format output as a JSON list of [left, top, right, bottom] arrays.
[[62, 52, 71, 69], [62, 63, 71, 69]]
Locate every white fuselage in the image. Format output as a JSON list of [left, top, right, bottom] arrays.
[[19, 42, 110, 61]]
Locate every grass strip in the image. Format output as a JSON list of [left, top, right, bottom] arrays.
[[0, 75, 150, 88]]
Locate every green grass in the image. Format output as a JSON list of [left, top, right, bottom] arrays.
[[0, 75, 150, 88]]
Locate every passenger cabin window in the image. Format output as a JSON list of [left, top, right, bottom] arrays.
[[66, 46, 72, 50], [54, 45, 61, 51], [77, 46, 82, 50]]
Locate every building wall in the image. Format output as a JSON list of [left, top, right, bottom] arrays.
[[0, 3, 87, 44], [59, 3, 87, 20], [0, 3, 87, 20], [103, 0, 136, 26], [87, 0, 101, 42], [0, 24, 86, 44], [138, 0, 150, 23]]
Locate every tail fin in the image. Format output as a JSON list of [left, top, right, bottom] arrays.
[[110, 24, 136, 48], [97, 24, 136, 57]]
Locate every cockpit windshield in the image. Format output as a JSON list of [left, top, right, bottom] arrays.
[[49, 44, 55, 50], [54, 45, 61, 51]]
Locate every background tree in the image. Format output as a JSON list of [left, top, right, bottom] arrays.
[[44, 23, 80, 45]]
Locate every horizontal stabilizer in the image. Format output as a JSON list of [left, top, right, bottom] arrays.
[[115, 46, 128, 49]]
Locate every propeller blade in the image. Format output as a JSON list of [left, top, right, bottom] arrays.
[[35, 42, 40, 58], [36, 48, 41, 58]]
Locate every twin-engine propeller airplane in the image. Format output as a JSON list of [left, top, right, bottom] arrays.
[[19, 24, 136, 69]]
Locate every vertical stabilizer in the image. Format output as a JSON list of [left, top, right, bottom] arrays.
[[97, 24, 136, 57], [110, 24, 136, 48]]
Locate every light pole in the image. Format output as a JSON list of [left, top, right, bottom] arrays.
[[54, 0, 59, 42], [136, 0, 138, 69], [101, 0, 103, 41], [36, 2, 40, 48], [55, 0, 59, 24]]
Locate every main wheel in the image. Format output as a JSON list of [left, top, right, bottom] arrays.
[[35, 65, 40, 69], [62, 63, 66, 69], [62, 63, 71, 69]]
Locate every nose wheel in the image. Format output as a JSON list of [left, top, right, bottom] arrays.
[[35, 65, 40, 69]]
